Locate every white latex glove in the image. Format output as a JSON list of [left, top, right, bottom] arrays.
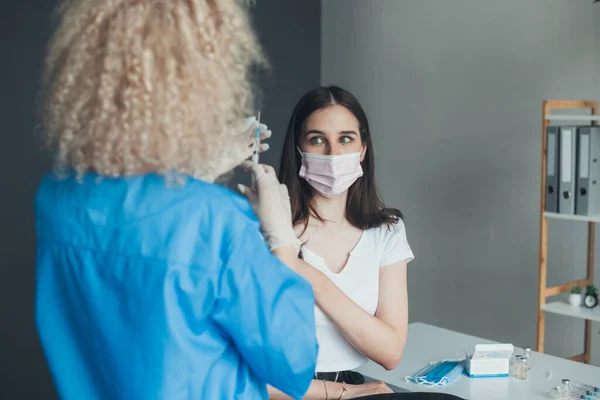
[[238, 161, 301, 253], [200, 117, 271, 182]]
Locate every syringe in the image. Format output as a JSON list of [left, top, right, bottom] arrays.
[[570, 380, 600, 396], [252, 111, 261, 164], [251, 111, 261, 187]]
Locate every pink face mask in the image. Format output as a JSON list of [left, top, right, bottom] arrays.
[[297, 148, 364, 198]]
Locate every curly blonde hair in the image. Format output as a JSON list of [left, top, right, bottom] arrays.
[[41, 0, 266, 179]]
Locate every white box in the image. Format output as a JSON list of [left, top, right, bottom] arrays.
[[466, 344, 514, 378]]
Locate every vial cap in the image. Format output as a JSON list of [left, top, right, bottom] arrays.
[[524, 348, 531, 351], [562, 379, 571, 384]]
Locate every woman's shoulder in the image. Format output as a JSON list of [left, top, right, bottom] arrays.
[[36, 171, 257, 224], [370, 218, 414, 266], [184, 179, 259, 223], [369, 217, 408, 239], [368, 217, 410, 252]]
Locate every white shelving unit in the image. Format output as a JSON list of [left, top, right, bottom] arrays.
[[545, 115, 600, 122], [537, 100, 598, 365], [543, 212, 600, 223], [541, 302, 600, 323]]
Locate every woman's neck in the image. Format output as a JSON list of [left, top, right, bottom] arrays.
[[311, 192, 348, 225]]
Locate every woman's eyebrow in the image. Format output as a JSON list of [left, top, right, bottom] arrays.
[[305, 129, 358, 135]]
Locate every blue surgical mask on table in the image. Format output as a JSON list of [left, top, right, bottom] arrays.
[[405, 359, 466, 387]]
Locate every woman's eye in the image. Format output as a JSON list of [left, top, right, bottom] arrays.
[[340, 136, 352, 143], [309, 137, 324, 145]]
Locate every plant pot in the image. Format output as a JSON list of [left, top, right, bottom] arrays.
[[569, 293, 582, 307]]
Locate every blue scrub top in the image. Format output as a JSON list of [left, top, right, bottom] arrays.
[[34, 172, 318, 400]]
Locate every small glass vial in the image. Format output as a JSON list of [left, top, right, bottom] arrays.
[[516, 357, 528, 380], [561, 379, 572, 397], [511, 355, 523, 377], [522, 348, 531, 370], [549, 385, 567, 400]]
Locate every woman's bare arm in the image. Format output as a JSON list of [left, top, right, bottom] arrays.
[[274, 246, 409, 370]]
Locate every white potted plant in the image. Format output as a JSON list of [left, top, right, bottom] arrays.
[[569, 286, 582, 307]]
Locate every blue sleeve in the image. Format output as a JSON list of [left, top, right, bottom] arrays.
[[211, 226, 318, 399]]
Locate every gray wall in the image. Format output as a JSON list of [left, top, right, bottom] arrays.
[[0, 1, 320, 398], [322, 0, 600, 365], [233, 0, 321, 188], [1, 2, 59, 399]]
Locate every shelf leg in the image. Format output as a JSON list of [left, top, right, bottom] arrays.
[[537, 103, 550, 353], [537, 213, 548, 353], [584, 222, 595, 364]]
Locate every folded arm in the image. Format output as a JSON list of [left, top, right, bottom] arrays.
[[274, 247, 409, 371]]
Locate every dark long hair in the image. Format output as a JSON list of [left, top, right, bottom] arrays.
[[278, 85, 402, 231]]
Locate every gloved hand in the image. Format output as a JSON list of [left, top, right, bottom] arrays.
[[238, 161, 301, 253], [201, 117, 271, 182]]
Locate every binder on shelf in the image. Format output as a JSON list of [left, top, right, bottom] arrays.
[[575, 127, 600, 216], [558, 126, 577, 214], [545, 127, 559, 213]]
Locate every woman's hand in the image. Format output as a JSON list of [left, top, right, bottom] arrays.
[[238, 162, 301, 253], [345, 381, 394, 398], [268, 380, 393, 400]]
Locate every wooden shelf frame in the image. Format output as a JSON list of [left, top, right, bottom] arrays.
[[537, 100, 598, 364]]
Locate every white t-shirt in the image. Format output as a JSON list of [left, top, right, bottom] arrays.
[[300, 219, 414, 373]]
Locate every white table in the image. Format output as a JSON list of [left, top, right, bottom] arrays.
[[356, 323, 600, 400]]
